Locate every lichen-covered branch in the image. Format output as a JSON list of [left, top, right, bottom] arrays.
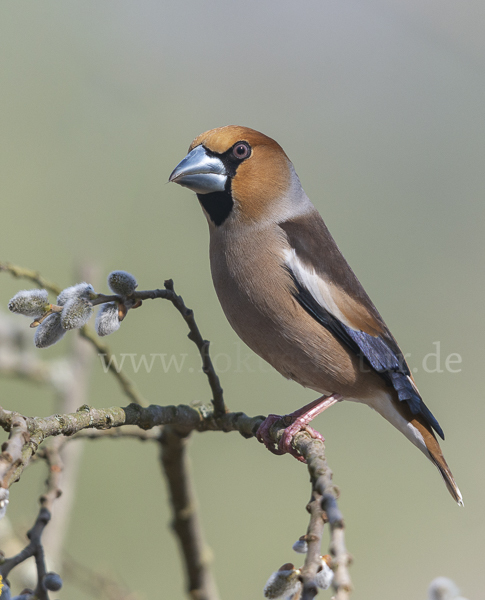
[[0, 403, 262, 490], [293, 431, 353, 599], [0, 416, 30, 489], [0, 402, 351, 599]]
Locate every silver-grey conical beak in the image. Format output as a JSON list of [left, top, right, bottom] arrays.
[[169, 145, 227, 195]]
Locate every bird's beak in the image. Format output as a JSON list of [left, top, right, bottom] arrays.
[[169, 145, 227, 195]]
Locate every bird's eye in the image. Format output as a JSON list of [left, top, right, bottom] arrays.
[[232, 142, 251, 160]]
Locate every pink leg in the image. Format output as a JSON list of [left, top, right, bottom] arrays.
[[256, 393, 343, 462]]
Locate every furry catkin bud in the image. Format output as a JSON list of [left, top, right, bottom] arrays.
[[0, 581, 11, 599], [314, 557, 334, 590], [292, 539, 308, 554], [8, 289, 49, 318], [43, 572, 63, 592], [263, 567, 302, 599], [95, 302, 120, 336], [57, 283, 94, 306], [34, 314, 66, 348], [107, 271, 138, 296], [61, 297, 93, 330], [428, 577, 463, 600], [0, 489, 9, 521]]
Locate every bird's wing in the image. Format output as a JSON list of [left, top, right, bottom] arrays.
[[279, 216, 444, 439]]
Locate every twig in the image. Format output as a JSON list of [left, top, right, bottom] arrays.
[[160, 426, 220, 600], [32, 446, 63, 600], [0, 507, 51, 588], [134, 280, 226, 417], [0, 402, 351, 598], [0, 416, 30, 489], [293, 430, 353, 599], [40, 445, 63, 513], [68, 426, 162, 442], [0, 261, 145, 406], [0, 403, 260, 489], [300, 491, 327, 599], [0, 428, 70, 598], [0, 263, 61, 296], [42, 297, 95, 570], [1, 264, 224, 413]]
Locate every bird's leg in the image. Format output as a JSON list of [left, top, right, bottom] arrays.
[[256, 393, 343, 462]]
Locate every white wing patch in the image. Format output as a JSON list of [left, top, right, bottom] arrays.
[[283, 248, 358, 331]]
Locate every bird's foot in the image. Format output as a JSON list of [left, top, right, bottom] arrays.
[[255, 393, 343, 462], [279, 420, 325, 462], [256, 415, 325, 463], [256, 414, 287, 456]]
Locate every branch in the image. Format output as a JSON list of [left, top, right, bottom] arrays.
[[0, 263, 61, 295], [0, 445, 63, 599], [160, 426, 220, 600], [0, 402, 352, 598], [0, 403, 262, 489], [42, 298, 95, 571], [0, 507, 51, 585], [132, 279, 226, 417], [293, 431, 352, 599], [0, 416, 30, 489], [1, 262, 350, 598], [0, 260, 145, 406]]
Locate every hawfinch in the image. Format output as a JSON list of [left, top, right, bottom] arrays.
[[169, 125, 462, 505]]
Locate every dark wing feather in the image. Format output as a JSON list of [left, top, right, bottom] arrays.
[[281, 216, 444, 440]]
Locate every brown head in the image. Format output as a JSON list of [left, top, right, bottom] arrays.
[[170, 125, 308, 226]]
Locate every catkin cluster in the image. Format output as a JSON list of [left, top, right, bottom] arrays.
[[8, 271, 138, 348]]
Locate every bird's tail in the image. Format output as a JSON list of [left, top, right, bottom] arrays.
[[369, 391, 463, 505], [427, 441, 464, 506], [413, 417, 464, 506]]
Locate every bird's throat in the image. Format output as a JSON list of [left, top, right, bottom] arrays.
[[197, 190, 234, 226]]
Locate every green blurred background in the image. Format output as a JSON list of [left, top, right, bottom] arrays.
[[1, 1, 484, 598]]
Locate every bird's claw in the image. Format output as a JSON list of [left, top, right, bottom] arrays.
[[256, 415, 325, 462], [256, 414, 285, 454]]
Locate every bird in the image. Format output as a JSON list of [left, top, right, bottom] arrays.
[[169, 125, 463, 505]]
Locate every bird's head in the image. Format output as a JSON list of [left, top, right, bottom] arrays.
[[169, 126, 307, 227]]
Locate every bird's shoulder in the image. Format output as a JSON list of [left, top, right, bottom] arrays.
[[278, 212, 388, 337]]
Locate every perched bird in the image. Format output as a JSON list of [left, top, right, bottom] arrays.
[[169, 125, 462, 505]]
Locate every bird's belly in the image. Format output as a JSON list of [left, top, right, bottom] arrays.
[[211, 253, 384, 400]]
